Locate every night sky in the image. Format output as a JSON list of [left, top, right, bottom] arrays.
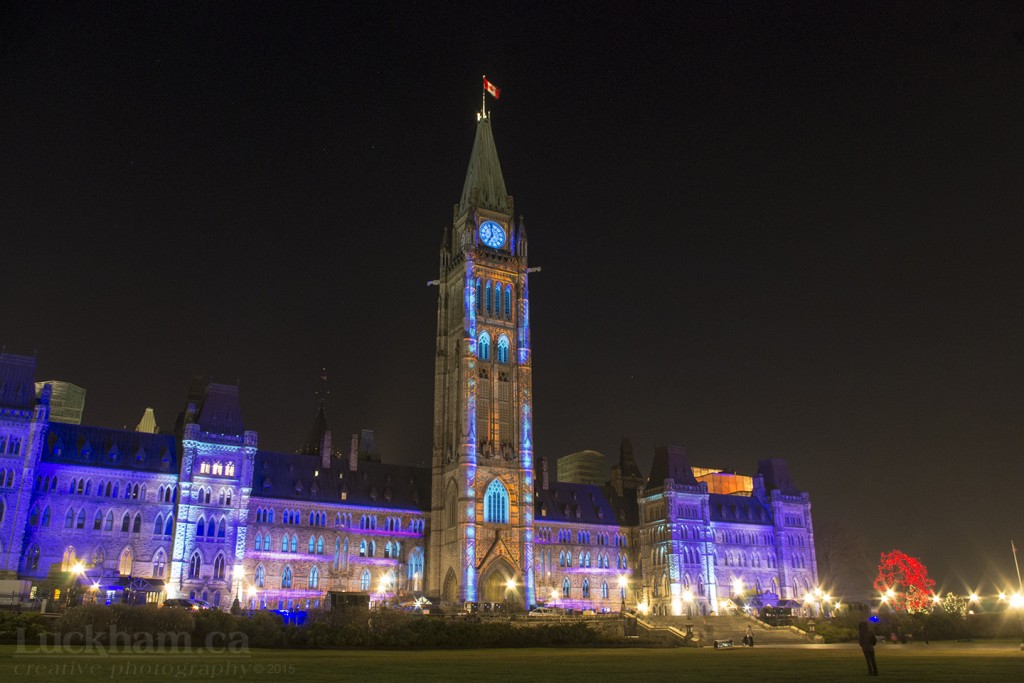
[[3, 2, 1023, 593]]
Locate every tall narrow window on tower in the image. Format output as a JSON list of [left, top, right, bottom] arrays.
[[483, 479, 509, 523]]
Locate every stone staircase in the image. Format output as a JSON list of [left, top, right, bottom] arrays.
[[642, 613, 813, 646]]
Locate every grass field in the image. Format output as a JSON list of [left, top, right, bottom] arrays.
[[2, 642, 1022, 682]]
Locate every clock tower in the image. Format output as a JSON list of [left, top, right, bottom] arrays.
[[428, 109, 536, 609]]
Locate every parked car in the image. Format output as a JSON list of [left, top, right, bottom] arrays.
[[162, 598, 196, 610], [528, 607, 559, 618]]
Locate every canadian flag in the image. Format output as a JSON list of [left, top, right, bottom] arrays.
[[484, 77, 501, 100]]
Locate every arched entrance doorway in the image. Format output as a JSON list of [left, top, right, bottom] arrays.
[[442, 568, 458, 605], [479, 557, 517, 607]]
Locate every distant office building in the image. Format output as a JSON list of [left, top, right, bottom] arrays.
[[692, 466, 754, 496], [33, 381, 85, 425], [557, 450, 608, 486]]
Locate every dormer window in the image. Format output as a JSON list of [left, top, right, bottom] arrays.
[[212, 462, 224, 476], [199, 461, 211, 475]]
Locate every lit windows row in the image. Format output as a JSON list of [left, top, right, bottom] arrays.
[[0, 468, 17, 488], [537, 527, 628, 547], [475, 279, 513, 320], [0, 436, 22, 456], [251, 508, 424, 534], [194, 486, 232, 506], [559, 578, 615, 600], [64, 478, 146, 500], [195, 515, 228, 540], [32, 506, 146, 534], [557, 550, 619, 569], [197, 460, 236, 477]]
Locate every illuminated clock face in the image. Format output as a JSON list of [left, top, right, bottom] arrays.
[[479, 220, 506, 249]]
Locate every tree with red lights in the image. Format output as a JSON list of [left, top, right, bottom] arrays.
[[873, 549, 935, 613]]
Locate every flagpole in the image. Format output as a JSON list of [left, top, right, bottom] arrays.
[[481, 75, 487, 119], [1013, 541, 1024, 651]]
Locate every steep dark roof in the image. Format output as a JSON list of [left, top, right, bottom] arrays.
[[196, 383, 244, 436], [708, 493, 774, 526], [459, 116, 509, 214], [297, 403, 328, 456], [535, 482, 632, 526], [646, 445, 699, 488], [252, 450, 430, 512], [0, 353, 36, 410], [41, 422, 178, 473], [757, 458, 803, 496]]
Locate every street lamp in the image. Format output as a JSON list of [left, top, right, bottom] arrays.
[[618, 575, 628, 613], [505, 578, 516, 616]]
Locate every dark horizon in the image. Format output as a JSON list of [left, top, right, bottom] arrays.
[[3, 2, 1024, 594]]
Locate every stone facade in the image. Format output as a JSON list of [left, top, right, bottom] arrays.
[[0, 112, 817, 615]]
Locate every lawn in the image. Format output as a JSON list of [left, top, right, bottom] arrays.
[[2, 642, 1022, 682]]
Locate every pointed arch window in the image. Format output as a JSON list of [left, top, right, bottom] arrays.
[[77, 509, 86, 529], [478, 332, 491, 361], [281, 566, 292, 589], [255, 564, 266, 588], [290, 534, 298, 553], [64, 507, 75, 528], [154, 514, 164, 535], [475, 278, 482, 313], [165, 516, 174, 536], [254, 533, 263, 551], [342, 538, 349, 570], [27, 545, 40, 571], [562, 578, 571, 598], [213, 554, 226, 580], [496, 335, 510, 364], [188, 552, 202, 578], [601, 581, 609, 599], [263, 533, 271, 551], [118, 547, 133, 576], [153, 549, 166, 579], [28, 505, 39, 526], [308, 566, 319, 589], [317, 536, 324, 555], [105, 510, 114, 531], [486, 280, 492, 314], [504, 285, 512, 320], [582, 578, 591, 599], [483, 479, 509, 524], [132, 513, 141, 534], [360, 569, 371, 592], [308, 536, 316, 554]]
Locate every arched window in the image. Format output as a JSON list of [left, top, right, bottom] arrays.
[[478, 332, 491, 361], [118, 547, 133, 576], [308, 566, 319, 589], [581, 579, 590, 599], [255, 564, 266, 588], [164, 516, 174, 536], [282, 566, 292, 589], [342, 538, 349, 570], [27, 545, 40, 571], [121, 513, 130, 533], [213, 554, 225, 580], [359, 540, 367, 557], [263, 534, 271, 551], [105, 510, 114, 531], [483, 479, 509, 524], [28, 505, 39, 526], [207, 518, 216, 537], [254, 533, 263, 551], [602, 581, 609, 599], [217, 518, 226, 538], [308, 536, 316, 554], [360, 570, 371, 592], [188, 552, 202, 578], [76, 509, 86, 529], [369, 540, 376, 557], [407, 548, 424, 584], [64, 507, 75, 528], [132, 513, 141, 533], [504, 285, 512, 320], [290, 534, 298, 553], [317, 536, 324, 555], [475, 278, 482, 313], [197, 516, 206, 538], [496, 335, 510, 364], [154, 514, 164, 535], [281, 535, 288, 552], [153, 549, 166, 579], [486, 280, 492, 313], [562, 578, 571, 598]]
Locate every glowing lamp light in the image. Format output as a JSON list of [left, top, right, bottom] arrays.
[[71, 561, 85, 576], [885, 588, 896, 599], [682, 590, 693, 602], [969, 592, 980, 603], [90, 582, 100, 592], [803, 592, 813, 604], [998, 592, 1007, 601], [247, 585, 258, 599], [506, 578, 516, 591], [1010, 593, 1024, 609], [732, 578, 744, 596], [550, 589, 559, 603], [617, 575, 628, 589], [932, 595, 942, 605]]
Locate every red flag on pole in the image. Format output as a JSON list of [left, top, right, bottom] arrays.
[[484, 77, 501, 99]]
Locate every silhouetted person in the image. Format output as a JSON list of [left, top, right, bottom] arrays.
[[859, 620, 879, 676], [744, 625, 754, 646]]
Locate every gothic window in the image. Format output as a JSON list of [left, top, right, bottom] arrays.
[[212, 462, 223, 476], [154, 514, 164, 535], [118, 547, 133, 576], [206, 518, 216, 537], [290, 534, 298, 553], [308, 536, 316, 554], [281, 535, 288, 552], [105, 510, 114, 531], [308, 566, 319, 589], [559, 551, 565, 567], [27, 545, 40, 571], [263, 534, 271, 551], [112, 482, 119, 498], [317, 536, 324, 554], [225, 462, 235, 476], [478, 332, 491, 361], [188, 552, 202, 578], [197, 516, 206, 538], [132, 513, 141, 534], [255, 564, 266, 588], [254, 533, 262, 551], [153, 549, 166, 579], [342, 538, 349, 570], [77, 509, 86, 529], [217, 518, 226, 538], [494, 282, 502, 317], [281, 566, 292, 589], [85, 480, 92, 495], [61, 546, 76, 572], [504, 285, 512, 320], [486, 281, 492, 314], [360, 570, 371, 592], [562, 578, 571, 598], [475, 278, 482, 313], [200, 461, 211, 474], [407, 548, 424, 583], [483, 479, 509, 524], [496, 335, 510, 364], [165, 516, 174, 536], [213, 554, 225, 580], [369, 540, 376, 557], [29, 505, 39, 526], [76, 479, 84, 495]]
